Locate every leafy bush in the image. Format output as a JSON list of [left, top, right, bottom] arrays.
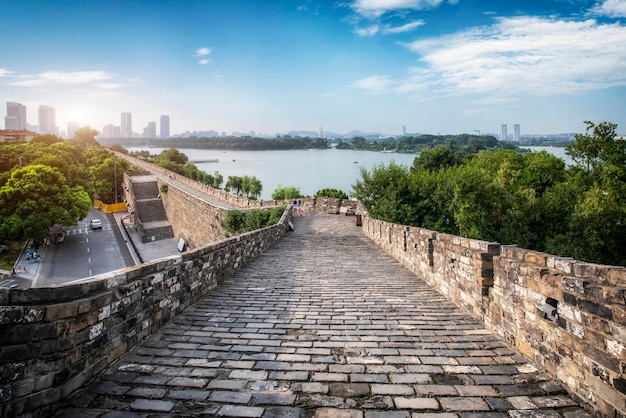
[[272, 185, 302, 200], [314, 188, 349, 199], [222, 206, 286, 235]]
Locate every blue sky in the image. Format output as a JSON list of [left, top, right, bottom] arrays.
[[1, 0, 625, 137]]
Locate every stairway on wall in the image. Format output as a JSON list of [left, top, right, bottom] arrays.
[[129, 175, 174, 242]]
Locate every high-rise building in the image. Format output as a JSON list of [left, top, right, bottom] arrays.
[[102, 124, 116, 138], [501, 124, 508, 141], [67, 121, 80, 139], [160, 115, 170, 139], [319, 126, 324, 138], [514, 124, 521, 142], [143, 122, 157, 138], [38, 105, 56, 134], [121, 112, 132, 137], [5, 102, 27, 130], [402, 125, 406, 136]]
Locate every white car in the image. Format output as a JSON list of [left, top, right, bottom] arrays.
[[89, 219, 103, 230]]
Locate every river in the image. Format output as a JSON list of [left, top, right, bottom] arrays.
[[125, 147, 418, 200], [125, 145, 572, 200]]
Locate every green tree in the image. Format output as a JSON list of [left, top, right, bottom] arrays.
[[241, 175, 262, 199], [352, 162, 413, 224], [23, 213, 52, 245], [314, 188, 349, 199], [225, 176, 243, 195], [272, 185, 302, 200], [411, 145, 458, 172], [72, 126, 100, 150], [0, 164, 91, 241]]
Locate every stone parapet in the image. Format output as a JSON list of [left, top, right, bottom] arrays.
[[360, 212, 626, 417], [0, 210, 291, 418]]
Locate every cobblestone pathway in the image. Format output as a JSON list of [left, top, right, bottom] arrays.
[[55, 214, 592, 418]]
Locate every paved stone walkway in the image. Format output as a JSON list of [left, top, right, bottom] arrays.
[[55, 215, 592, 418]]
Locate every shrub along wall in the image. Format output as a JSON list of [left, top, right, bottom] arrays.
[[360, 211, 626, 417], [0, 209, 292, 418]]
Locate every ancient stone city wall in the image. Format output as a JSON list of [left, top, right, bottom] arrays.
[[361, 213, 626, 418], [0, 211, 292, 418]]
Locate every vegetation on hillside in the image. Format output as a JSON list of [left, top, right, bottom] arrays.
[[353, 121, 626, 266], [336, 133, 517, 155], [154, 136, 329, 150]]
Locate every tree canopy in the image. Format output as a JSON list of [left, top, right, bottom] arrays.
[[353, 122, 626, 266], [0, 136, 127, 243]]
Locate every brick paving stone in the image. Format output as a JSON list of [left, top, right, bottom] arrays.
[[101, 411, 146, 418], [413, 385, 458, 396], [217, 404, 265, 417], [394, 397, 440, 410], [364, 411, 410, 418], [439, 397, 490, 412], [390, 374, 431, 384], [296, 382, 329, 393], [370, 384, 415, 396], [209, 390, 252, 404], [263, 406, 308, 418], [166, 389, 210, 400], [454, 385, 498, 397], [126, 387, 168, 398], [508, 396, 539, 410], [129, 399, 174, 412], [313, 408, 364, 417], [52, 215, 594, 418], [508, 411, 561, 418]]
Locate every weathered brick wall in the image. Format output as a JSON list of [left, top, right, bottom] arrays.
[[157, 177, 230, 248], [360, 212, 626, 417], [0, 212, 292, 418], [489, 246, 626, 417]]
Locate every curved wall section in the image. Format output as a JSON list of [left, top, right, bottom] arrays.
[[0, 211, 291, 417]]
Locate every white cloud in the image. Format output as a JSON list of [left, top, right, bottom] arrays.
[[399, 16, 626, 96], [351, 75, 395, 94], [194, 47, 212, 57], [0, 68, 14, 77], [198, 59, 211, 65], [355, 25, 380, 36], [351, 0, 447, 18], [592, 0, 626, 17], [382, 20, 425, 34], [8, 71, 112, 88]]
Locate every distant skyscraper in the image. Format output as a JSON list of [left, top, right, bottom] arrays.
[[5, 102, 27, 130], [319, 126, 324, 138], [402, 125, 406, 136], [160, 115, 170, 138], [514, 124, 521, 142], [144, 122, 157, 138], [121, 112, 132, 137], [501, 124, 508, 141], [38, 105, 56, 134], [67, 121, 80, 139], [102, 124, 115, 138]]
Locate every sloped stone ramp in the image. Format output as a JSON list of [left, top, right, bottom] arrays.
[[55, 214, 592, 418]]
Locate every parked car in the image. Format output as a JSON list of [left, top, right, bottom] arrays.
[[89, 219, 103, 230]]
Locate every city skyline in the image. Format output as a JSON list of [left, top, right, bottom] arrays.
[[1, 0, 625, 136]]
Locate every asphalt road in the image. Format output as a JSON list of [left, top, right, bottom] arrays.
[[33, 209, 134, 287]]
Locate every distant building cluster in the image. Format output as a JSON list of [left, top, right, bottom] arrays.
[[99, 113, 170, 139], [501, 123, 521, 142], [1, 101, 171, 140]]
